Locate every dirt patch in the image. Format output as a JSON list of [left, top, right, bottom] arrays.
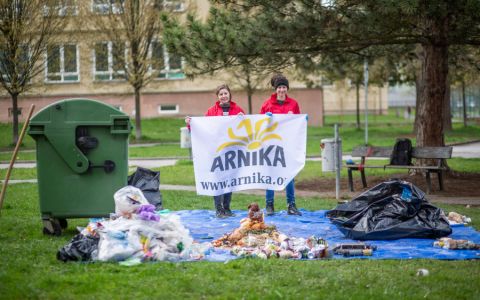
[[297, 172, 480, 197]]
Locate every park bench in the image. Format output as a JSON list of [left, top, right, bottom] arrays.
[[346, 145, 453, 193]]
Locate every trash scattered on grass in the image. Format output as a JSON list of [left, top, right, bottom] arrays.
[[448, 211, 472, 225], [416, 269, 429, 276]]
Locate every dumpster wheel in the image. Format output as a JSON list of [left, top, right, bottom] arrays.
[[42, 218, 62, 236], [58, 218, 68, 230]]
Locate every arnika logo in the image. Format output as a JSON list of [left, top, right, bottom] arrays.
[[211, 117, 286, 172]]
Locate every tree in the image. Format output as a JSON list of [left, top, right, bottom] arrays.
[[162, 7, 282, 114], [449, 45, 480, 127], [0, 0, 68, 145], [90, 0, 164, 141], [170, 0, 480, 149], [229, 63, 270, 114]]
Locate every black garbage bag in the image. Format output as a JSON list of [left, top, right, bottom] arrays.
[[57, 234, 99, 262], [128, 167, 163, 210], [326, 179, 452, 240]]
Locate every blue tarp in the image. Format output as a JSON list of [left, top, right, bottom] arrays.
[[176, 209, 480, 261]]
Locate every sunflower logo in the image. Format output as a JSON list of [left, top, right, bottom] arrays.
[[216, 117, 282, 152]]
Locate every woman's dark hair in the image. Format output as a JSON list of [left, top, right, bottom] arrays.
[[270, 74, 289, 89], [215, 84, 231, 99]]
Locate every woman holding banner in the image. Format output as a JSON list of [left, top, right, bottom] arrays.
[[259, 74, 302, 216], [185, 84, 245, 218]]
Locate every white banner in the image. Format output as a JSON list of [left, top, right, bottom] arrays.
[[191, 114, 307, 196]]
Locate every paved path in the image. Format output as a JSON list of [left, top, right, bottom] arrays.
[[451, 141, 480, 158]]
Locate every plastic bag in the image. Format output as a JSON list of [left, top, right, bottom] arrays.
[[128, 167, 163, 210], [57, 234, 99, 262], [326, 179, 452, 240], [96, 214, 193, 262], [114, 186, 149, 217]]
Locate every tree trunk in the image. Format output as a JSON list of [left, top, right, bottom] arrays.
[[11, 93, 19, 146], [247, 90, 253, 114], [416, 42, 448, 148], [355, 82, 360, 129], [245, 71, 253, 114], [462, 80, 467, 127], [443, 74, 452, 131], [134, 87, 142, 141]]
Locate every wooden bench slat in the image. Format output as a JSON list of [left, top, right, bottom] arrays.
[[351, 146, 392, 157], [412, 146, 452, 159]]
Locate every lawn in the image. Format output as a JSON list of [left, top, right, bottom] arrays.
[[0, 183, 479, 299], [2, 158, 480, 186], [1, 116, 479, 160], [1, 113, 479, 298]]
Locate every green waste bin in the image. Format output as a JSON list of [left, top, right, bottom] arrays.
[[28, 98, 131, 235]]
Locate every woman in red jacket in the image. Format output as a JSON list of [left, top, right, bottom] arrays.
[[260, 74, 302, 216], [186, 84, 245, 218]]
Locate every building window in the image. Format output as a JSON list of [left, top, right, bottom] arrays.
[[45, 44, 79, 82], [44, 0, 78, 16], [158, 104, 179, 114], [8, 107, 22, 117], [150, 40, 184, 80], [92, 0, 124, 14], [0, 46, 29, 82], [160, 0, 186, 12], [93, 42, 126, 81]]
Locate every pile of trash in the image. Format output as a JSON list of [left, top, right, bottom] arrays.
[[327, 179, 452, 240], [212, 203, 329, 259], [57, 186, 211, 263]]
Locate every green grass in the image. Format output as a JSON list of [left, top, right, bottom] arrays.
[[324, 108, 415, 125], [0, 122, 36, 150], [131, 117, 186, 143], [0, 183, 479, 299], [2, 158, 480, 184], [129, 144, 190, 158], [0, 150, 36, 162]]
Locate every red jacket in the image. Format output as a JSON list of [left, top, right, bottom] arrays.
[[259, 93, 300, 114], [188, 100, 244, 130], [205, 100, 245, 116]]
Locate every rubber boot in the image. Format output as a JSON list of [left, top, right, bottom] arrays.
[[214, 196, 228, 219], [223, 193, 235, 217]]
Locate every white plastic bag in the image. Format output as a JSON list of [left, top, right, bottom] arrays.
[[113, 186, 149, 217]]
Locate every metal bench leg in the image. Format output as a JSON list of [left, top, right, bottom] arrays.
[[360, 170, 367, 188], [438, 170, 444, 191], [348, 168, 354, 192], [425, 171, 432, 194]]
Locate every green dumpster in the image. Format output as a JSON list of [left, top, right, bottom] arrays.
[[28, 98, 131, 235]]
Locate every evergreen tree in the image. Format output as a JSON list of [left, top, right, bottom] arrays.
[[166, 0, 480, 148]]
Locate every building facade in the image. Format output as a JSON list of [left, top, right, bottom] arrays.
[[0, 0, 387, 126]]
